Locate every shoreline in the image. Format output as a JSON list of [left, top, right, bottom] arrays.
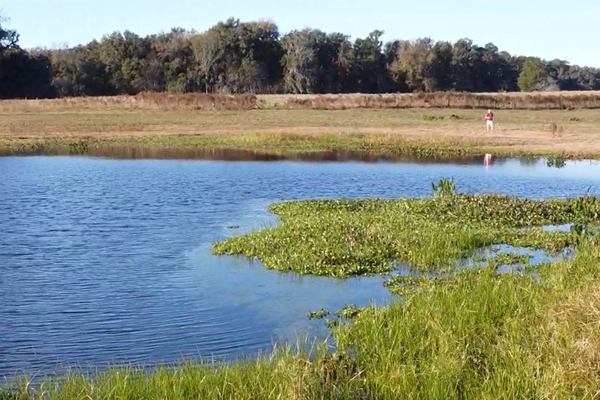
[[0, 132, 596, 160]]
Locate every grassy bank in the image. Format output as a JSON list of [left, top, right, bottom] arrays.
[[4, 188, 600, 399], [1, 106, 600, 158]]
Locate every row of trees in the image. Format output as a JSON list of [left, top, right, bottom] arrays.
[[1, 15, 599, 99]]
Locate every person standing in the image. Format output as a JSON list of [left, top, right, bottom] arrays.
[[485, 109, 494, 131]]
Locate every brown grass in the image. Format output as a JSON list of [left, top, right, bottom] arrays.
[[276, 92, 600, 110], [2, 91, 600, 112], [0, 92, 260, 112]]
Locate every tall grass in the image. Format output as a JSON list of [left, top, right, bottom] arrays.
[[2, 90, 600, 112], [280, 91, 600, 110], [333, 249, 600, 399]]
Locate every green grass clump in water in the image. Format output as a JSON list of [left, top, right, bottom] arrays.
[[212, 192, 597, 278]]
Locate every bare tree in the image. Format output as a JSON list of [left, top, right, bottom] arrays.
[[0, 14, 19, 56], [190, 31, 224, 93], [281, 30, 317, 94]]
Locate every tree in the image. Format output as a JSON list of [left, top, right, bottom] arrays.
[[281, 29, 318, 94], [348, 30, 387, 93], [0, 13, 54, 99], [190, 30, 224, 93], [518, 59, 548, 92], [390, 38, 442, 92], [0, 14, 19, 56]]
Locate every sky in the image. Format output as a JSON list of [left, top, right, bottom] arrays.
[[2, 0, 599, 68]]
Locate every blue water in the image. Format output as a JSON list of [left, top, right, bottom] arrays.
[[1, 155, 600, 378]]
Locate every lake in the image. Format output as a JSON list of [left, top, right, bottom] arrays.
[[1, 152, 600, 378]]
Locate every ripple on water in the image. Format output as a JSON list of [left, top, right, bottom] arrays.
[[1, 156, 600, 377]]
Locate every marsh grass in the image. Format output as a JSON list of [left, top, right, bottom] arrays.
[[3, 91, 600, 112], [212, 193, 596, 278]]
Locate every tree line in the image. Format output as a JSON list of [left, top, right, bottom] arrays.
[[1, 15, 599, 99]]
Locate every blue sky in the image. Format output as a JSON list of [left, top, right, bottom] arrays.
[[2, 0, 599, 67]]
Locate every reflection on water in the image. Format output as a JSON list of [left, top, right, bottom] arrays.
[[0, 145, 582, 168], [2, 145, 598, 173], [393, 244, 572, 281], [1, 155, 600, 378]]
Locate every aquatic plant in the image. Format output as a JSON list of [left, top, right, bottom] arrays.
[[68, 140, 90, 155], [335, 304, 364, 320], [213, 190, 597, 278], [431, 177, 455, 197]]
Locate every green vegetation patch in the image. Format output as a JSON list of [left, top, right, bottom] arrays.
[[213, 188, 600, 278]]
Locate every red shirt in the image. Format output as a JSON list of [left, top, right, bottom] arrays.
[[485, 112, 494, 121]]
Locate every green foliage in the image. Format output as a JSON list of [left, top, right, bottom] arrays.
[[422, 114, 443, 121], [518, 59, 548, 92], [431, 177, 455, 197], [68, 140, 89, 154], [212, 191, 596, 278], [571, 195, 600, 221]]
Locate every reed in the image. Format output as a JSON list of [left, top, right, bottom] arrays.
[[0, 92, 260, 112], [278, 91, 600, 110]]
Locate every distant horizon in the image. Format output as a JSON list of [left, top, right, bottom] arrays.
[[2, 0, 599, 68]]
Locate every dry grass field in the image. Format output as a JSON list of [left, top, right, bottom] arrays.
[[1, 92, 599, 157], [1, 91, 600, 112]]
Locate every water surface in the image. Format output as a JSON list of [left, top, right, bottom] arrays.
[[1, 154, 600, 378]]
